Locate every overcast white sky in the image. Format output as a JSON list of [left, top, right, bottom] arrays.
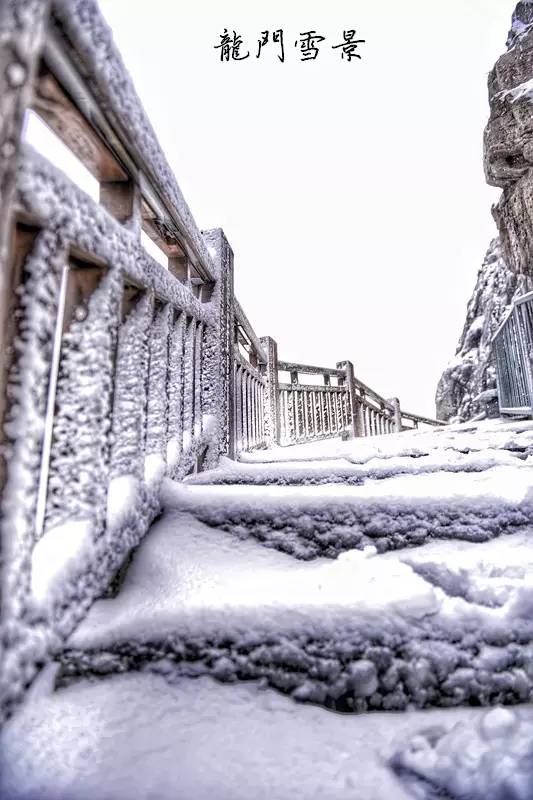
[[58, 1, 517, 416]]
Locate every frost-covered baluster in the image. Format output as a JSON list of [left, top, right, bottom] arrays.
[[244, 369, 251, 450], [1, 229, 64, 622], [145, 302, 171, 482], [108, 287, 152, 486], [332, 392, 342, 433], [243, 371, 250, 450], [317, 391, 325, 436], [279, 389, 285, 443], [294, 389, 303, 440], [335, 391, 343, 432], [193, 321, 203, 441], [287, 387, 296, 444], [361, 403, 367, 436], [167, 311, 185, 471], [248, 376, 253, 449], [235, 365, 243, 452], [250, 378, 256, 448], [333, 392, 340, 432], [259, 336, 280, 447], [251, 377, 257, 448], [342, 390, 349, 431], [182, 316, 196, 451], [325, 391, 331, 434], [282, 389, 289, 444], [240, 368, 246, 450], [302, 389, 309, 440], [259, 382, 265, 444], [45, 264, 122, 533], [312, 391, 319, 437], [259, 381, 264, 445], [249, 373, 255, 447], [254, 379, 260, 446]]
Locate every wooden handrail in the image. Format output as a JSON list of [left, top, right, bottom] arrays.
[[234, 299, 267, 364], [278, 361, 345, 378]]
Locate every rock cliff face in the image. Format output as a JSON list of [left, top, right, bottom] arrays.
[[485, 2, 533, 276], [436, 239, 532, 422], [436, 2, 533, 422]]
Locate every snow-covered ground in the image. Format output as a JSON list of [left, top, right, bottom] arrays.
[[236, 418, 533, 463], [1, 670, 518, 800], [5, 417, 533, 799], [165, 467, 533, 559], [59, 510, 533, 715]]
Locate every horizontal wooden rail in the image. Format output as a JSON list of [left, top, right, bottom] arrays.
[[45, 5, 216, 284], [234, 298, 267, 365], [401, 411, 445, 427], [278, 361, 345, 379]]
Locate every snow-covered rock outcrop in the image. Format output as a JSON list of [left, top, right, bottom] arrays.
[[436, 239, 532, 422], [437, 0, 533, 424], [485, 2, 533, 276]]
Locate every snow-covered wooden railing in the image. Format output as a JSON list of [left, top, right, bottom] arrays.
[[493, 291, 533, 416], [0, 0, 231, 716], [0, 0, 443, 717], [277, 362, 352, 445], [233, 299, 267, 451], [268, 357, 439, 446]]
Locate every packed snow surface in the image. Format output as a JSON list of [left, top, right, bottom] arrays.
[[0, 672, 504, 800], [237, 418, 533, 463], [68, 513, 440, 649]]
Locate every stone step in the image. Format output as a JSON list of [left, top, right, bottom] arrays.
[[163, 465, 533, 559], [237, 419, 533, 466], [59, 513, 533, 715], [2, 669, 496, 800], [185, 449, 524, 487]]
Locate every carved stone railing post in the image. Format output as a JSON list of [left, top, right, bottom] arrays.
[[337, 360, 363, 438], [202, 228, 235, 460], [260, 335, 280, 447], [388, 397, 402, 432]]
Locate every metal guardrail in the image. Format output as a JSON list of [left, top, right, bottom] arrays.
[[493, 291, 533, 416]]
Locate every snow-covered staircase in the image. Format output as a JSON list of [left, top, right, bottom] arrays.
[[3, 418, 533, 799]]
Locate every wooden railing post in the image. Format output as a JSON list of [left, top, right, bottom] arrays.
[[260, 336, 280, 447], [0, 0, 51, 496], [202, 228, 235, 460], [337, 360, 363, 438], [388, 397, 402, 432]]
